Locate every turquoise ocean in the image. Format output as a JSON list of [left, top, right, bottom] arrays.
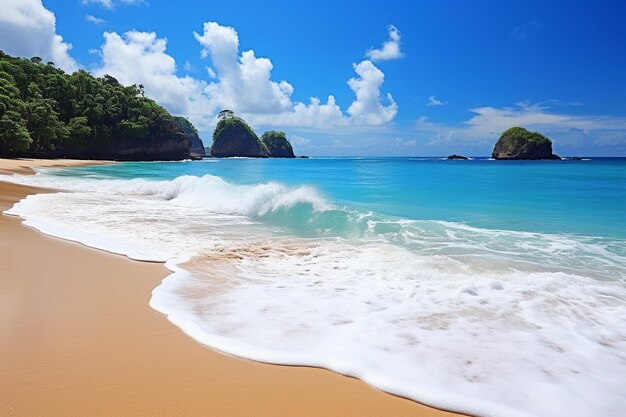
[[5, 157, 626, 417]]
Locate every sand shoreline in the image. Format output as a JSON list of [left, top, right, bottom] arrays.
[[0, 158, 464, 417]]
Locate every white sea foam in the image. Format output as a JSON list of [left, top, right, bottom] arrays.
[[4, 170, 626, 417]]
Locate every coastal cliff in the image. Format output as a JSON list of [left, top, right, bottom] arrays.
[[492, 127, 560, 160], [174, 116, 206, 158], [0, 50, 194, 161], [261, 131, 295, 158], [211, 117, 269, 157], [57, 116, 191, 161]]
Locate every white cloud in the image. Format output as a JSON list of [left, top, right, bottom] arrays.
[[194, 22, 294, 115], [365, 25, 403, 61], [194, 22, 394, 127], [289, 135, 311, 147], [347, 60, 398, 124], [0, 0, 78, 72], [82, 0, 114, 8], [82, 0, 144, 9], [427, 95, 446, 106], [393, 137, 417, 147], [182, 60, 194, 72], [93, 22, 398, 132], [462, 102, 625, 137], [85, 14, 105, 25], [464, 103, 565, 137], [414, 103, 626, 151], [95, 31, 214, 129], [595, 131, 626, 146], [262, 95, 347, 127]]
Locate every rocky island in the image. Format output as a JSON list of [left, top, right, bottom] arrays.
[[210, 111, 296, 158], [0, 51, 308, 161], [492, 127, 560, 160], [211, 115, 268, 157], [261, 131, 295, 158]]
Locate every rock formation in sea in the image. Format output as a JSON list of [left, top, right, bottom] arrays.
[[446, 154, 469, 160], [211, 116, 269, 157], [492, 127, 561, 160], [261, 131, 295, 158], [173, 116, 206, 158]]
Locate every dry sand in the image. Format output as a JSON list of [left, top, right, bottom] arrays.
[[0, 158, 466, 417], [0, 158, 113, 175]]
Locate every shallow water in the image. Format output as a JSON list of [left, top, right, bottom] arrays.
[[5, 157, 626, 417]]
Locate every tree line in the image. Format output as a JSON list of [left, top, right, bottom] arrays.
[[0, 50, 190, 159]]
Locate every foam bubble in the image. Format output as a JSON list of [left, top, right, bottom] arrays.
[[151, 240, 626, 417]]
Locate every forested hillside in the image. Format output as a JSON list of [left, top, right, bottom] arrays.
[[0, 51, 194, 160]]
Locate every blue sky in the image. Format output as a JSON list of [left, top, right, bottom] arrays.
[[2, 0, 625, 155]]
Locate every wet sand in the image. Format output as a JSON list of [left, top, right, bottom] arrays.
[[0, 158, 465, 417]]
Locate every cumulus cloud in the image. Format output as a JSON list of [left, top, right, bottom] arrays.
[[82, 0, 144, 9], [595, 131, 626, 146], [95, 31, 214, 129], [0, 0, 78, 72], [82, 0, 114, 8], [194, 22, 294, 115], [427, 95, 446, 106], [193, 22, 395, 127], [289, 135, 311, 147], [93, 22, 397, 130], [265, 95, 347, 127], [347, 60, 398, 124], [393, 137, 417, 147], [415, 102, 626, 152], [85, 14, 105, 25], [365, 25, 403, 61], [462, 102, 620, 137]]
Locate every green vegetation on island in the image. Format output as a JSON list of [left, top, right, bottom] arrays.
[[261, 131, 295, 158], [0, 50, 200, 160], [211, 116, 269, 157], [492, 127, 560, 160], [210, 112, 297, 158]]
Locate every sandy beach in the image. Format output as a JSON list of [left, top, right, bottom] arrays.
[[0, 159, 464, 417]]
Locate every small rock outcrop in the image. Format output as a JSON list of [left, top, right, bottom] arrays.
[[261, 131, 295, 158], [447, 154, 469, 160], [174, 116, 206, 158], [492, 127, 560, 160], [211, 117, 269, 157]]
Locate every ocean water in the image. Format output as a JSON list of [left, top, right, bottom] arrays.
[[4, 157, 626, 417]]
